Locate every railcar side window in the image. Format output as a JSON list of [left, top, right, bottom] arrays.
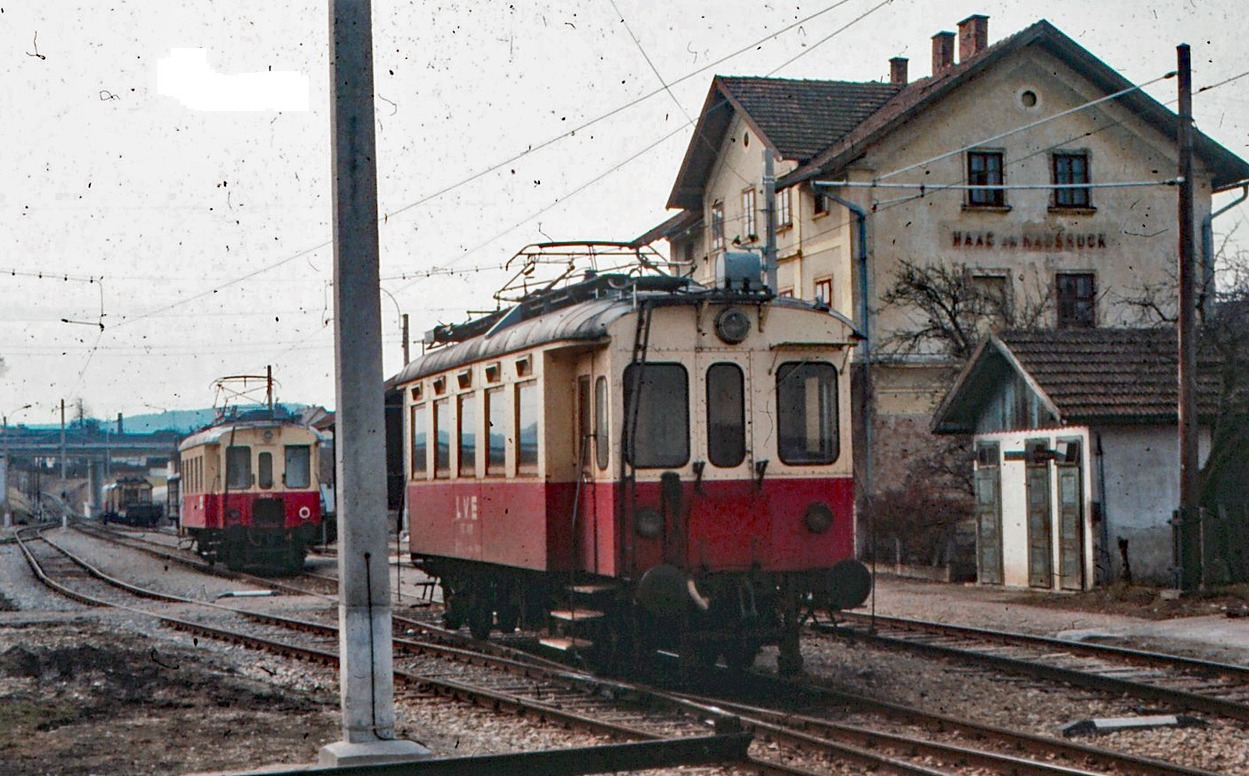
[[285, 445, 311, 489], [707, 363, 746, 467], [410, 404, 427, 478], [623, 363, 689, 468], [776, 361, 839, 465], [434, 400, 451, 477], [258, 452, 274, 489], [459, 393, 477, 477], [595, 376, 609, 470], [226, 445, 252, 489], [517, 381, 539, 475], [486, 388, 505, 475]]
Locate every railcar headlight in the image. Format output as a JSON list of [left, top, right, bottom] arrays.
[[715, 307, 750, 344], [635, 507, 663, 539], [804, 502, 834, 534]]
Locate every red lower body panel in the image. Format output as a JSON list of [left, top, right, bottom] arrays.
[[409, 476, 854, 578], [180, 491, 321, 531]]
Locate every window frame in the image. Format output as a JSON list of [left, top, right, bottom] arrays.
[[284, 445, 312, 489], [706, 362, 746, 468], [1055, 272, 1097, 329], [516, 380, 539, 477], [458, 392, 477, 478], [814, 276, 833, 307], [594, 376, 609, 471], [225, 445, 252, 490], [485, 387, 506, 477], [966, 150, 1006, 207], [741, 187, 757, 241], [710, 200, 725, 252], [257, 451, 274, 490], [1051, 151, 1091, 209], [775, 361, 840, 466], [434, 399, 451, 478], [410, 403, 427, 479], [776, 187, 792, 228], [622, 362, 690, 469]]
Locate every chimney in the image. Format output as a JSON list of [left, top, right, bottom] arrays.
[[116, 413, 123, 435], [958, 14, 989, 62], [889, 56, 908, 86], [932, 31, 955, 75]]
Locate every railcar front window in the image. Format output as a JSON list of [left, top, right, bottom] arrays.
[[486, 388, 505, 475], [707, 363, 745, 467], [459, 394, 477, 477], [258, 452, 274, 489], [776, 362, 839, 465], [623, 363, 689, 468], [285, 446, 311, 489], [226, 445, 252, 489], [410, 405, 427, 478], [517, 381, 539, 475]]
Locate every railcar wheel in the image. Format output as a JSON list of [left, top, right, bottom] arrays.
[[723, 640, 761, 671]]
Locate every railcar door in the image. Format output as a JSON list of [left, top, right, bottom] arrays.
[[687, 351, 758, 570]]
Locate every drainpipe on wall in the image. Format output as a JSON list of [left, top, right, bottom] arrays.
[[1201, 184, 1248, 313]]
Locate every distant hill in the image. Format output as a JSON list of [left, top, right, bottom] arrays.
[[21, 404, 318, 435]]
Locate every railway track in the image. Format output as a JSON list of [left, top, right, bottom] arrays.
[[826, 611, 1249, 723], [20, 523, 1226, 775]]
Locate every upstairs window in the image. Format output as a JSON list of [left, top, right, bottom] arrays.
[[710, 201, 725, 252], [776, 362, 839, 465], [776, 187, 792, 228], [812, 187, 829, 216], [1052, 152, 1091, 208], [814, 277, 833, 307], [1056, 272, 1096, 329], [623, 363, 689, 468], [967, 151, 1005, 207], [741, 188, 757, 240]]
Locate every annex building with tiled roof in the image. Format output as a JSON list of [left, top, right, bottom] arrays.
[[930, 327, 1244, 589], [639, 13, 1249, 569]]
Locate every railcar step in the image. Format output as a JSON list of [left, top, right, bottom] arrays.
[[549, 608, 606, 622], [539, 636, 595, 652], [567, 584, 617, 595]]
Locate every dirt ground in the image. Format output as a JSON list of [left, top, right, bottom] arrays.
[[1000, 580, 1249, 620], [0, 621, 339, 775]]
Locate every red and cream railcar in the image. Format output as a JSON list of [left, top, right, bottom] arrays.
[[178, 412, 324, 573], [397, 270, 869, 674]]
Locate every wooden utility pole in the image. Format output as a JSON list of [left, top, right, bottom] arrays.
[[1176, 43, 1201, 592], [322, 0, 427, 766]]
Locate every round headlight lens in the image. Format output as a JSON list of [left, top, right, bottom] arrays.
[[635, 507, 663, 539], [715, 307, 750, 344], [804, 502, 834, 534]]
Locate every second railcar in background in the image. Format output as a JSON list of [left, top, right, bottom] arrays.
[[101, 477, 164, 527], [395, 247, 870, 675], [178, 409, 325, 573]]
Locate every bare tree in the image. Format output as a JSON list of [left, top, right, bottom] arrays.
[[879, 259, 1050, 360]]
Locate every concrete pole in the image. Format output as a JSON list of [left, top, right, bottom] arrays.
[[322, 0, 427, 766]]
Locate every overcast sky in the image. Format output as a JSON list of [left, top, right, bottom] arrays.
[[1, 0, 1245, 423]]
